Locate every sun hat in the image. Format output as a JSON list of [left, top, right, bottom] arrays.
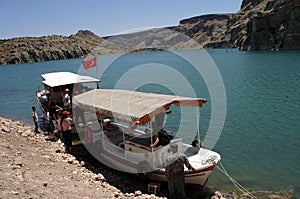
[[62, 111, 70, 115]]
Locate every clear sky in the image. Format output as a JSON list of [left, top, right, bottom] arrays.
[[0, 0, 243, 39]]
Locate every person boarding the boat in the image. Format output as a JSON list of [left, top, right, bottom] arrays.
[[60, 111, 72, 153], [48, 98, 59, 130], [165, 143, 195, 199]]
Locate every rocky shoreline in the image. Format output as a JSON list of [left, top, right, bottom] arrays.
[[0, 116, 164, 199], [0, 117, 294, 199]]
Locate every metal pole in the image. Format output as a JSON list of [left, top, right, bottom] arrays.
[[196, 107, 201, 147]]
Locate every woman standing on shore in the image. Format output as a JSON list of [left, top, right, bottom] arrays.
[[60, 111, 72, 153]]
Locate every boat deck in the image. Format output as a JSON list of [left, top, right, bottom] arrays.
[[101, 121, 200, 157]]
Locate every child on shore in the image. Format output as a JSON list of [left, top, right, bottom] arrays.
[[32, 106, 39, 134]]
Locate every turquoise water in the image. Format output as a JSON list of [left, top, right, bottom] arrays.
[[0, 49, 299, 196], [207, 50, 300, 195]]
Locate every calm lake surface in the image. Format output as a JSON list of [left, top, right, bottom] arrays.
[[0, 49, 299, 196]]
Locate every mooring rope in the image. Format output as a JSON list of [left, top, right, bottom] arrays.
[[216, 161, 258, 199]]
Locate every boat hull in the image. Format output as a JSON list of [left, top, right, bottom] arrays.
[[95, 147, 216, 188], [83, 132, 220, 188]]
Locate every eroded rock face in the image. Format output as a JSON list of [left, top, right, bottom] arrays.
[[238, 0, 300, 50], [175, 0, 300, 51], [174, 14, 235, 49], [0, 30, 102, 65], [241, 0, 265, 11]]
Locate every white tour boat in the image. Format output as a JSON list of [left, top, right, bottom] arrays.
[[73, 89, 221, 188], [36, 72, 100, 132]]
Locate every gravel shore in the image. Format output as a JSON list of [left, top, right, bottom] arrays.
[[0, 117, 167, 199], [0, 117, 295, 199]]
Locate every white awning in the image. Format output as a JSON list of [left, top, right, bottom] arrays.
[[42, 72, 100, 87], [73, 89, 206, 124]]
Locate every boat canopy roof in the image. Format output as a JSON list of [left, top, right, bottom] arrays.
[[41, 72, 100, 88], [73, 89, 207, 125]]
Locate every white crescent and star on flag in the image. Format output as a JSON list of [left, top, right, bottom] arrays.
[[89, 59, 95, 67]]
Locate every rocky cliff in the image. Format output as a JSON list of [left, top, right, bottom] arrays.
[[238, 0, 300, 50], [0, 30, 103, 65], [107, 0, 300, 52], [1, 0, 299, 65], [174, 14, 235, 49], [175, 0, 300, 50]]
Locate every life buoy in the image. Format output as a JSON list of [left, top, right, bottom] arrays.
[[85, 127, 93, 143], [137, 161, 152, 180]]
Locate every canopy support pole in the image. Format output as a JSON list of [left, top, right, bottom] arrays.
[[196, 107, 201, 148], [149, 121, 155, 167], [100, 118, 104, 145], [169, 113, 172, 132], [149, 121, 153, 146]]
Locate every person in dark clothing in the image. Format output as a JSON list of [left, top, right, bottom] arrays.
[[48, 99, 59, 129], [150, 112, 170, 148], [150, 129, 171, 148], [165, 143, 195, 199]]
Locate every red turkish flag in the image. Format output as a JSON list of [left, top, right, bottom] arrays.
[[82, 57, 96, 70]]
